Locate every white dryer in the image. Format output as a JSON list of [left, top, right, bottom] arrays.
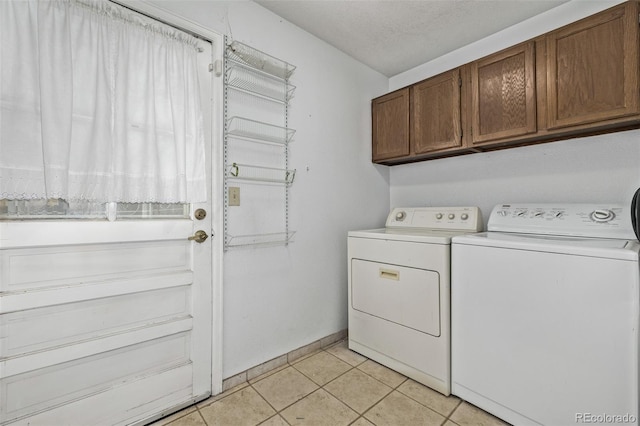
[[451, 204, 640, 426], [348, 206, 482, 395]]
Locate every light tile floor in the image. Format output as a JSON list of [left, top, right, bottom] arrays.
[[151, 340, 510, 426]]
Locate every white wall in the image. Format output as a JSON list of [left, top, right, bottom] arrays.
[[391, 131, 640, 222], [388, 0, 640, 226], [145, 0, 640, 379], [146, 1, 390, 378]]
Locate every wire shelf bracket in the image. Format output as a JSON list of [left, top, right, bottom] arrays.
[[223, 38, 297, 250]]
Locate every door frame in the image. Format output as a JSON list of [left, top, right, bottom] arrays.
[[115, 0, 225, 396]]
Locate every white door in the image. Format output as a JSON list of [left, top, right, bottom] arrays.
[[0, 40, 215, 426]]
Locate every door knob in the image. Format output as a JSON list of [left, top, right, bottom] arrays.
[[188, 230, 208, 243]]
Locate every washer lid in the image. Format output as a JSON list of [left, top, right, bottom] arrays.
[[453, 231, 640, 260]]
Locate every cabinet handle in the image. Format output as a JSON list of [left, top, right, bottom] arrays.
[[379, 268, 400, 281]]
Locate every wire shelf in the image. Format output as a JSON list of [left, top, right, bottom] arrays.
[[226, 62, 296, 103], [226, 41, 296, 80], [226, 231, 296, 248], [223, 37, 296, 251], [227, 163, 296, 184], [226, 117, 295, 145]]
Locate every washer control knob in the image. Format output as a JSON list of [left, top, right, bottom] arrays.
[[590, 209, 615, 223], [436, 213, 443, 220], [448, 213, 455, 220], [461, 213, 469, 220], [395, 211, 406, 221]]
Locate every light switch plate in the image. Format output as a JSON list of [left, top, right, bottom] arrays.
[[229, 187, 240, 206]]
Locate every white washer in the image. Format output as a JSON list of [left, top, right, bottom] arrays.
[[452, 204, 640, 426], [348, 206, 482, 395]]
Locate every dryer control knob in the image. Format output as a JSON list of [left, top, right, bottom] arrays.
[[436, 213, 443, 220], [448, 213, 455, 220], [395, 211, 406, 221], [461, 213, 469, 220], [590, 209, 615, 223]]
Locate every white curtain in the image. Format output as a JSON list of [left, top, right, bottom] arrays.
[[0, 0, 207, 203]]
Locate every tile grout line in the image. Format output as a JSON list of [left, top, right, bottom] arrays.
[[247, 345, 366, 424], [442, 399, 464, 425], [391, 379, 464, 423], [256, 347, 355, 421], [315, 351, 367, 424], [346, 380, 398, 425], [189, 341, 469, 426], [248, 380, 288, 424], [329, 348, 465, 425], [193, 408, 208, 426], [195, 348, 332, 424], [249, 348, 347, 425], [355, 370, 409, 425], [290, 345, 461, 426], [292, 347, 366, 425], [314, 346, 409, 425]]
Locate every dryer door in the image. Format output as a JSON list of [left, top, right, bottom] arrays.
[[351, 259, 440, 337]]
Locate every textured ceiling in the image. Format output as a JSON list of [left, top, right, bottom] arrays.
[[255, 0, 570, 77]]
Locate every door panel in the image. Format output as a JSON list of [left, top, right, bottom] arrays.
[[0, 224, 208, 425], [1, 239, 191, 291], [351, 259, 440, 336], [4, 334, 190, 417], [471, 42, 536, 144], [546, 2, 639, 129], [372, 88, 410, 161], [412, 69, 462, 154], [18, 364, 193, 426], [2, 286, 189, 358]]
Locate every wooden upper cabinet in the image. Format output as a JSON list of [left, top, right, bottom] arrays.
[[372, 88, 410, 162], [470, 42, 536, 145], [546, 2, 640, 129], [371, 2, 640, 165], [412, 69, 462, 154]]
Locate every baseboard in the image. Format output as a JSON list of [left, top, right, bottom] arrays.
[[220, 329, 348, 394]]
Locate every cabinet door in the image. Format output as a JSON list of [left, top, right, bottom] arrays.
[[372, 88, 410, 162], [471, 42, 536, 145], [546, 2, 639, 129], [412, 69, 462, 154]]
